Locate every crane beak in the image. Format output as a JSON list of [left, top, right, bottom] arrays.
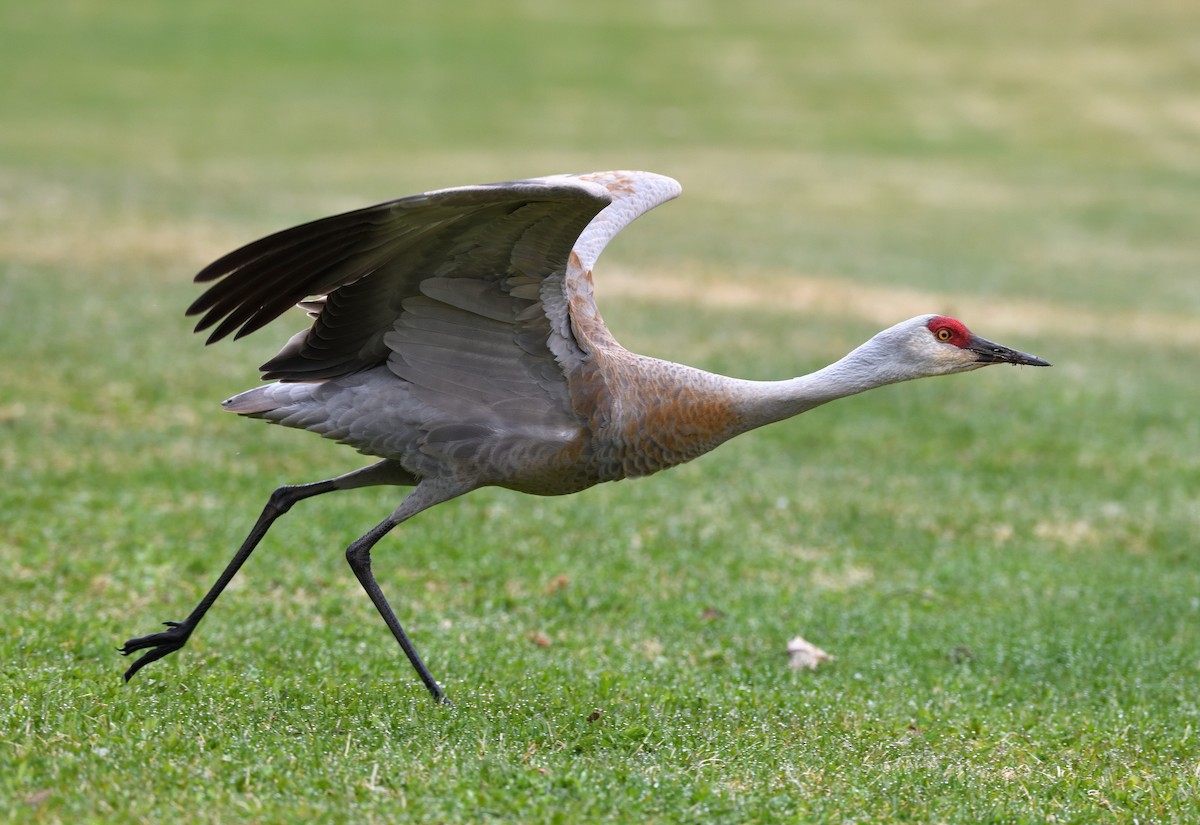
[[967, 335, 1051, 367]]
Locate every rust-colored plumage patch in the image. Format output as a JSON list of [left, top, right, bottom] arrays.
[[579, 171, 638, 196], [564, 253, 618, 352], [610, 356, 745, 478]]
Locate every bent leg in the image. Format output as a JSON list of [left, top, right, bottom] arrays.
[[344, 480, 471, 703]]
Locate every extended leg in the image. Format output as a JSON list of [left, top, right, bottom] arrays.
[[344, 481, 468, 704], [120, 461, 411, 681]]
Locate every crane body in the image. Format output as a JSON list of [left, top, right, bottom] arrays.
[[120, 171, 1049, 702]]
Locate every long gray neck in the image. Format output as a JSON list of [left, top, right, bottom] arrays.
[[731, 336, 919, 431]]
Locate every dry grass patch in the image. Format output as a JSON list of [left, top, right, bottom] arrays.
[[601, 264, 1200, 351]]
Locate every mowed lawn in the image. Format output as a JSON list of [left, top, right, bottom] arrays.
[[2, 1, 1199, 822]]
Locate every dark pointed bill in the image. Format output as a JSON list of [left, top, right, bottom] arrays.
[[967, 335, 1051, 367]]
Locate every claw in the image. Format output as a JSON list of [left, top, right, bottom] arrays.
[[119, 621, 194, 682]]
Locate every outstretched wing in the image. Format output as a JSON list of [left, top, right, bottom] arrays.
[[189, 171, 682, 447], [190, 175, 614, 380]]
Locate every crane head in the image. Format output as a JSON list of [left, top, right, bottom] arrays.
[[914, 315, 1050, 373], [813, 315, 1050, 399]]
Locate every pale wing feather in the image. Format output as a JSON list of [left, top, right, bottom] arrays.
[[568, 172, 682, 272], [539, 172, 682, 363], [385, 296, 568, 406]]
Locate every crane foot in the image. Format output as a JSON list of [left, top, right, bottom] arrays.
[[118, 620, 193, 681]]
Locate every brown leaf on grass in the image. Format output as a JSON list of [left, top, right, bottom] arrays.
[[786, 636, 834, 670], [23, 790, 52, 807]]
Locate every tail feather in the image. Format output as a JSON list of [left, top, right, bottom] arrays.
[[222, 386, 284, 414]]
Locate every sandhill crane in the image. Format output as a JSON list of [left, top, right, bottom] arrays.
[[120, 171, 1050, 702]]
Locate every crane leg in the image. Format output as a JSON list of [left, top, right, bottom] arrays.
[[119, 460, 412, 682], [343, 481, 469, 704]]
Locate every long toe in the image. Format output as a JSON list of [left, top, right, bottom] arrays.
[[119, 622, 193, 681], [119, 622, 187, 654]]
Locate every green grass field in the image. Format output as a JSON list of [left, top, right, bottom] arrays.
[[3, 1, 1199, 821]]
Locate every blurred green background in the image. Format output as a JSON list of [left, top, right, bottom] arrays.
[[3, 1, 1198, 822]]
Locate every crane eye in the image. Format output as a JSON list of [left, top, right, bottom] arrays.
[[935, 327, 953, 342]]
